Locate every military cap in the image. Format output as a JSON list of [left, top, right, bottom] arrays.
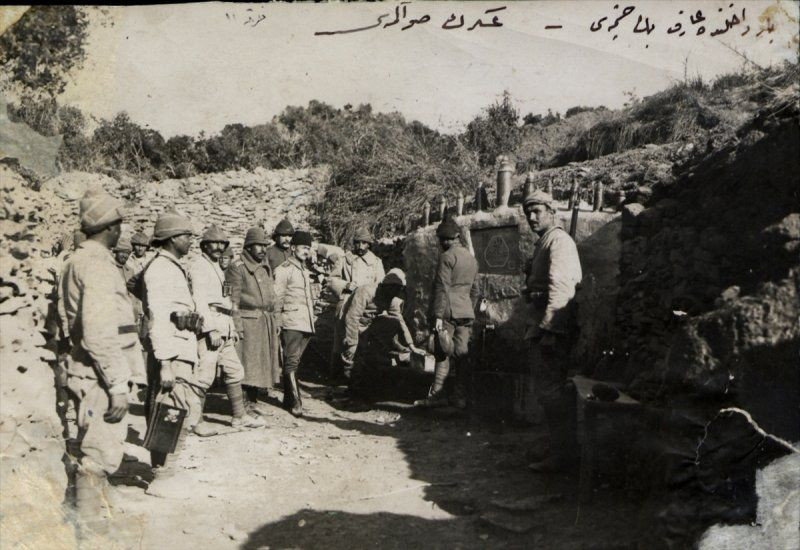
[[273, 218, 295, 236], [244, 227, 270, 246], [221, 247, 235, 258], [200, 225, 229, 245], [352, 227, 374, 244], [131, 231, 150, 246], [153, 211, 193, 241], [291, 231, 313, 247], [382, 268, 406, 287], [523, 189, 556, 211], [114, 238, 132, 252], [435, 217, 460, 240], [79, 188, 124, 234]]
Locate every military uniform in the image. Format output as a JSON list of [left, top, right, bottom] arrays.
[[265, 244, 292, 274], [143, 249, 202, 462], [226, 249, 281, 389], [60, 240, 143, 476], [328, 248, 385, 375], [189, 252, 248, 425], [523, 191, 583, 468]]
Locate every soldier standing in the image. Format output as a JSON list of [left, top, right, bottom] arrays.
[[189, 226, 265, 432], [142, 212, 202, 498], [522, 190, 582, 472], [219, 246, 234, 271], [265, 218, 294, 273], [226, 227, 281, 415], [416, 217, 479, 409], [328, 227, 385, 379], [128, 231, 152, 274], [58, 189, 143, 530], [274, 231, 317, 417], [113, 237, 147, 388]]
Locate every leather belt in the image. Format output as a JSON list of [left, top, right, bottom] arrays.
[[239, 305, 274, 313], [211, 305, 233, 316], [118, 325, 138, 335]]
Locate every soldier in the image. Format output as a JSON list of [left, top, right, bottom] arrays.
[[189, 226, 265, 433], [219, 246, 235, 271], [142, 212, 202, 498], [328, 227, 385, 379], [113, 237, 147, 388], [128, 231, 152, 274], [274, 231, 317, 417], [58, 189, 143, 529], [226, 227, 281, 415], [522, 190, 582, 472], [265, 218, 294, 273], [415, 217, 479, 409], [340, 269, 419, 394]]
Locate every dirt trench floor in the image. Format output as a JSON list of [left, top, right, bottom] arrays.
[[96, 377, 649, 550]]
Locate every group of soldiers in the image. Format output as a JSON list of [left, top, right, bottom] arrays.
[[55, 184, 583, 531]]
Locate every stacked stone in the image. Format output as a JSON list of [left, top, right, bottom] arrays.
[[0, 165, 71, 540], [120, 166, 329, 253]]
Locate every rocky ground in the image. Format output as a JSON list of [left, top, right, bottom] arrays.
[[95, 378, 647, 550]]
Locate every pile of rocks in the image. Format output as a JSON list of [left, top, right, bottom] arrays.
[[0, 164, 71, 540]]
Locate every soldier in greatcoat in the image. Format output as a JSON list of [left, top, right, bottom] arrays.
[[265, 218, 295, 273], [225, 227, 281, 415]]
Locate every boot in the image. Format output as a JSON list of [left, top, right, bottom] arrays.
[[414, 359, 450, 407], [73, 471, 115, 538], [189, 392, 219, 437], [284, 372, 303, 417]]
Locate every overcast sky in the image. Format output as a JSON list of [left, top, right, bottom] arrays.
[[54, 1, 799, 137]]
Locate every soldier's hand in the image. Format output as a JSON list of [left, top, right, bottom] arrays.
[[434, 318, 443, 332], [105, 393, 129, 423], [345, 282, 357, 293], [160, 360, 176, 391], [207, 330, 223, 350]]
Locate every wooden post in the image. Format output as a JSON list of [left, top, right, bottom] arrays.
[[422, 201, 430, 226], [456, 192, 464, 216], [593, 181, 604, 212], [546, 179, 553, 196], [569, 202, 580, 238], [568, 178, 579, 210]]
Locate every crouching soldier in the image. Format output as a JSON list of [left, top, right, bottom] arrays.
[[274, 231, 317, 417], [143, 212, 203, 498], [340, 269, 418, 395], [522, 190, 582, 472], [226, 228, 281, 414], [59, 189, 144, 531], [415, 217, 479, 409], [190, 226, 265, 433]]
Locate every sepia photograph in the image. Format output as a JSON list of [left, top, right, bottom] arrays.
[[0, 2, 798, 548]]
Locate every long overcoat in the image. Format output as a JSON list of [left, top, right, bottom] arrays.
[[226, 250, 281, 388]]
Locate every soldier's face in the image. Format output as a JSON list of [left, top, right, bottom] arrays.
[[276, 235, 292, 249], [438, 237, 457, 251], [292, 244, 311, 262], [114, 250, 131, 265], [172, 234, 192, 257], [219, 256, 231, 270], [353, 240, 370, 256], [525, 204, 554, 234], [132, 244, 148, 257], [248, 244, 267, 262], [202, 241, 227, 261]]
